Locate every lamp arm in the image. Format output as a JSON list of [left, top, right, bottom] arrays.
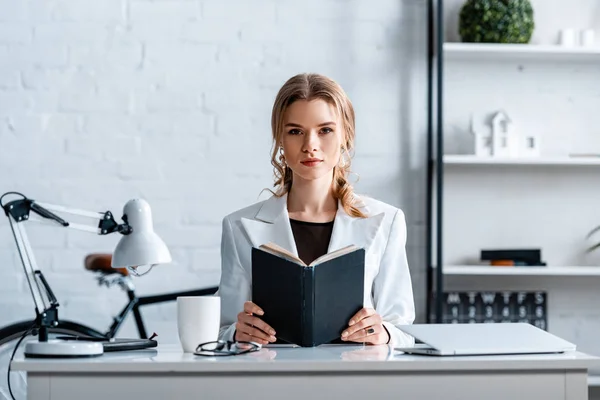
[[1, 192, 131, 339], [10, 200, 132, 235]]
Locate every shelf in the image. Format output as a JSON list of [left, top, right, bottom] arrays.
[[442, 266, 600, 277], [443, 155, 600, 166], [444, 42, 600, 61]]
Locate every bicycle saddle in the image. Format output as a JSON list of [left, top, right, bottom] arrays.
[[85, 253, 129, 276]]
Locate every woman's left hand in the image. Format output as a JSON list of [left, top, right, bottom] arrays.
[[341, 308, 389, 345]]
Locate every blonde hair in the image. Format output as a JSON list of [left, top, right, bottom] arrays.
[[270, 73, 366, 218]]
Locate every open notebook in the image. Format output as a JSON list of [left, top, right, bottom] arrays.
[[258, 242, 359, 267], [251, 242, 365, 347]]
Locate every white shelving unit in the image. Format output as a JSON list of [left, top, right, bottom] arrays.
[[444, 42, 600, 61], [442, 266, 600, 277], [438, 41, 600, 389], [444, 155, 600, 166]]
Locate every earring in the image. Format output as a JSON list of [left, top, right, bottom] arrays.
[[278, 147, 286, 165], [339, 146, 351, 169]]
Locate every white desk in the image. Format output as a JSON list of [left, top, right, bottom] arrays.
[[12, 344, 598, 400]]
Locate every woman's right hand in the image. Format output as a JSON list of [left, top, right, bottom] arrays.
[[235, 301, 277, 345]]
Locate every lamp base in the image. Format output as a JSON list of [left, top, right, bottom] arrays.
[[24, 339, 103, 358]]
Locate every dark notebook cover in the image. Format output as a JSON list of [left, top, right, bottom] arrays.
[[251, 246, 365, 347]]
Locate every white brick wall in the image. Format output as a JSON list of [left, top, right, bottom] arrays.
[[0, 0, 428, 353]]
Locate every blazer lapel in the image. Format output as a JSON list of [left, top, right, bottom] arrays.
[[240, 193, 299, 257], [241, 193, 384, 257], [327, 197, 385, 253]]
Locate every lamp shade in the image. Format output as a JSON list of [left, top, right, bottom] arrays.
[[111, 198, 171, 269]]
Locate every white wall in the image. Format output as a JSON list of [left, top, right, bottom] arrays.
[[0, 0, 428, 349]]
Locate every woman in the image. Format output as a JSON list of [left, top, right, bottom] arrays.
[[217, 73, 415, 346]]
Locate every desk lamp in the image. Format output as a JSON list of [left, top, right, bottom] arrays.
[[0, 191, 171, 358]]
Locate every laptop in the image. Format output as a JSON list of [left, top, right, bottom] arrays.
[[395, 323, 576, 356]]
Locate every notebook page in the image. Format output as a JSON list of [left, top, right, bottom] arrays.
[[309, 244, 359, 267], [259, 242, 306, 266]]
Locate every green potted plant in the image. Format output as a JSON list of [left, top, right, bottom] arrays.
[[459, 0, 535, 43]]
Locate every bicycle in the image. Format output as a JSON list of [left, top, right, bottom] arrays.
[[0, 253, 218, 399]]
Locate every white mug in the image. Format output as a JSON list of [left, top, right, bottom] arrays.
[[177, 296, 220, 353]]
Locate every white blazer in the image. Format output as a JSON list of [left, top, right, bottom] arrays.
[[216, 193, 416, 346]]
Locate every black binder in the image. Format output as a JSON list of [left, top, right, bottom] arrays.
[[251, 245, 365, 347]]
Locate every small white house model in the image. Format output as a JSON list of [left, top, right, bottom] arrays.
[[470, 115, 492, 157], [520, 133, 541, 158], [470, 110, 541, 158], [490, 110, 518, 157]]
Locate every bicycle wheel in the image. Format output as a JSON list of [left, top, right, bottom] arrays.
[[0, 320, 105, 400]]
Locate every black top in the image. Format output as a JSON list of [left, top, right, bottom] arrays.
[[290, 219, 334, 265]]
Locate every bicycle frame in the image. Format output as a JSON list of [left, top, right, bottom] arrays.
[[105, 286, 219, 339]]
